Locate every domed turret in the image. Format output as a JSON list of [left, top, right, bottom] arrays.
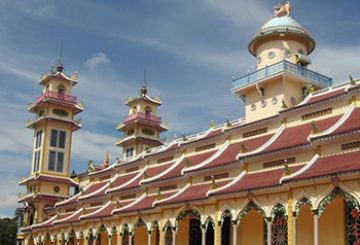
[[249, 3, 316, 69]]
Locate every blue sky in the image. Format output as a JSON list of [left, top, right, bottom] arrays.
[[0, 0, 359, 217]]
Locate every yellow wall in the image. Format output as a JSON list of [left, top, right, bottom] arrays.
[[256, 39, 308, 69], [319, 197, 345, 245], [296, 205, 313, 245], [134, 226, 148, 245], [238, 210, 263, 245], [176, 216, 190, 245], [100, 231, 109, 245]]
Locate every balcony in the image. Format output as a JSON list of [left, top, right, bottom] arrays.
[[36, 92, 77, 104], [232, 61, 332, 90]]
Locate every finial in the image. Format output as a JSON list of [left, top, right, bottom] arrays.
[[311, 121, 320, 134], [182, 133, 188, 141], [70, 169, 78, 178], [57, 42, 64, 72], [210, 176, 218, 190], [102, 152, 109, 167], [87, 160, 95, 172], [240, 143, 248, 153], [226, 117, 232, 128], [157, 188, 163, 200], [209, 120, 215, 129], [281, 99, 288, 109], [273, 1, 291, 17], [139, 68, 148, 96], [283, 158, 292, 176], [349, 73, 356, 86]]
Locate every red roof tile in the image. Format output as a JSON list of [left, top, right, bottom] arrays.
[[306, 89, 346, 105], [286, 151, 360, 182], [212, 166, 302, 195], [81, 202, 116, 220], [110, 172, 139, 189], [113, 195, 164, 214], [78, 181, 108, 200], [159, 181, 229, 205], [188, 134, 273, 172], [330, 107, 360, 135]]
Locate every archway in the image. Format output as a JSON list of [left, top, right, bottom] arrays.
[[133, 218, 148, 245], [66, 229, 77, 245], [295, 197, 313, 245], [220, 210, 232, 245], [28, 236, 35, 245], [44, 233, 51, 245], [204, 218, 214, 245], [150, 221, 160, 245], [271, 204, 288, 245], [176, 209, 201, 245], [317, 188, 360, 245], [95, 224, 109, 245], [121, 224, 132, 245], [163, 221, 173, 245], [87, 229, 95, 245]]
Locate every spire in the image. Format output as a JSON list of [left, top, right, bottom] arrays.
[[57, 42, 64, 72], [139, 68, 148, 96]]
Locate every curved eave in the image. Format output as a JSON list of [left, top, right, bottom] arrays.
[[19, 174, 79, 187], [248, 31, 316, 56], [26, 117, 82, 131], [117, 120, 168, 132], [28, 100, 83, 115], [39, 72, 78, 86]]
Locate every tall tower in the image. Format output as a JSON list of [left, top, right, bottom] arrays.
[[232, 2, 332, 122], [18, 63, 82, 225], [116, 82, 168, 159]]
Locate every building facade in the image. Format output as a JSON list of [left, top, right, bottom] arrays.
[[17, 3, 360, 245]]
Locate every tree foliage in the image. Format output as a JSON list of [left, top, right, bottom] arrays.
[[0, 216, 17, 245]]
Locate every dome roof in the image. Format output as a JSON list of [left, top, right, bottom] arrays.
[[260, 16, 306, 34], [248, 16, 316, 56]]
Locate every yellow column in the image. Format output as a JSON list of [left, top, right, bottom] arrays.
[[159, 219, 164, 245], [214, 202, 219, 245], [287, 191, 293, 245]]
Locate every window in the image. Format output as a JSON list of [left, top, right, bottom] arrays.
[[50, 129, 66, 148], [48, 151, 64, 172], [125, 148, 134, 158], [33, 130, 42, 173]]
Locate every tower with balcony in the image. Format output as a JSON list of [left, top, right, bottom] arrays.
[[18, 63, 82, 227], [232, 3, 332, 122], [116, 82, 168, 159]]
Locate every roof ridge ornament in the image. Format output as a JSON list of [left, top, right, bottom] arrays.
[[274, 1, 291, 17]]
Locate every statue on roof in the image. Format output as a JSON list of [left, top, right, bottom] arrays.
[[274, 1, 291, 17]]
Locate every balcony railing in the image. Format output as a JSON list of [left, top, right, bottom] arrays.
[[233, 61, 332, 90], [36, 92, 77, 104], [123, 112, 162, 125]]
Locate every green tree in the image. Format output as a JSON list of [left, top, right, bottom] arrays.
[[0, 216, 17, 245]]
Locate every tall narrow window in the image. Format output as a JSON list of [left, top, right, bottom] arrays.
[[50, 129, 66, 148], [48, 151, 64, 172], [32, 130, 42, 173]]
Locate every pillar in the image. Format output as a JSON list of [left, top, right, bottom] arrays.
[[232, 223, 238, 245], [266, 218, 272, 245], [292, 213, 297, 245], [129, 233, 133, 245], [172, 229, 177, 245], [116, 233, 122, 245], [313, 214, 319, 245], [214, 203, 219, 245], [147, 231, 152, 245], [218, 223, 222, 245], [201, 226, 206, 245], [108, 236, 112, 245], [287, 193, 293, 245]]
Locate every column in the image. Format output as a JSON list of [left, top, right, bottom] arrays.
[[92, 239, 96, 245], [172, 229, 177, 245], [108, 235, 112, 245], [147, 231, 152, 245], [313, 214, 319, 245], [201, 226, 206, 245], [129, 234, 133, 245], [116, 233, 122, 245], [232, 223, 238, 245], [266, 219, 272, 245], [218, 223, 222, 245], [292, 214, 297, 245]]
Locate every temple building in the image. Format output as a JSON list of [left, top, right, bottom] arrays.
[[17, 3, 360, 245]]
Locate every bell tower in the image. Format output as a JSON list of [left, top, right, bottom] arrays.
[[116, 82, 168, 159], [232, 1, 332, 122], [18, 62, 82, 225]]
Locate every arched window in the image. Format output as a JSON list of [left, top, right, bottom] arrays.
[[57, 85, 66, 100]]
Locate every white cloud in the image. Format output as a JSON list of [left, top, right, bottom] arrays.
[[84, 52, 110, 70]]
